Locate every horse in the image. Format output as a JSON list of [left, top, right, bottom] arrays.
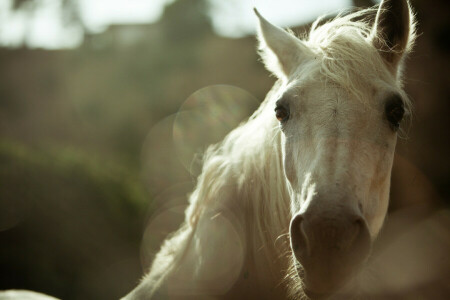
[[123, 0, 417, 299]]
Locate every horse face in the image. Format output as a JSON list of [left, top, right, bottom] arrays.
[[256, 0, 414, 296], [279, 80, 398, 235], [279, 79, 397, 295]]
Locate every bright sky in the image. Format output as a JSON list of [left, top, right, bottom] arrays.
[[0, 0, 357, 49]]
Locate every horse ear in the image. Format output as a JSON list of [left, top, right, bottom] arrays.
[[254, 8, 310, 79], [371, 0, 415, 71]]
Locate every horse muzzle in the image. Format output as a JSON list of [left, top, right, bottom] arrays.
[[290, 207, 371, 296]]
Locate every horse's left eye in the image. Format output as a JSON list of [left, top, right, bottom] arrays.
[[385, 96, 405, 131], [275, 105, 290, 122]]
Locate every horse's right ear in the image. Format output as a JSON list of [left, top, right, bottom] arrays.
[[254, 8, 311, 80]]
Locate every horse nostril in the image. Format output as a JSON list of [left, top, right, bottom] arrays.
[[351, 216, 371, 256], [353, 216, 364, 228], [290, 214, 309, 260]]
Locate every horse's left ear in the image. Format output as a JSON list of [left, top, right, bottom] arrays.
[[254, 8, 312, 80], [371, 0, 416, 73]]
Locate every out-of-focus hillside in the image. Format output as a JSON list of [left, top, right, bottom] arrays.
[[0, 1, 273, 299], [0, 30, 271, 169], [0, 0, 448, 299]]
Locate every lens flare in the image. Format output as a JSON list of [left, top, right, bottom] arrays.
[[173, 85, 259, 176], [166, 209, 245, 296], [140, 182, 194, 269], [141, 115, 192, 196]]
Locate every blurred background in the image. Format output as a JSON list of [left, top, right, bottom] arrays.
[[0, 0, 448, 299]]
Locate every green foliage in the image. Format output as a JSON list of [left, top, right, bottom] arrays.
[[162, 0, 212, 43], [0, 139, 147, 219], [0, 139, 147, 299]]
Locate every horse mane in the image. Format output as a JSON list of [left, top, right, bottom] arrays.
[[185, 79, 292, 269]]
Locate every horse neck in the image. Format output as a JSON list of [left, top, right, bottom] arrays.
[[184, 81, 293, 288], [229, 84, 292, 284]]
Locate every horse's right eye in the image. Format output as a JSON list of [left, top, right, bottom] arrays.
[[385, 95, 405, 131], [275, 105, 290, 122]]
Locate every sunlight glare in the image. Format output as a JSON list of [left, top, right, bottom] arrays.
[[173, 85, 259, 176]]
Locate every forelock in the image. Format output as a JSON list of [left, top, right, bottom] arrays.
[[300, 8, 412, 114]]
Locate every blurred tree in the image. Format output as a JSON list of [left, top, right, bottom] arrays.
[[10, 0, 37, 46], [12, 0, 30, 9], [10, 0, 86, 47], [353, 0, 376, 7], [161, 0, 212, 43]]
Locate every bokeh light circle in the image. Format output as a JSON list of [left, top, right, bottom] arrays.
[[140, 182, 194, 269], [173, 85, 259, 176], [141, 115, 192, 197]]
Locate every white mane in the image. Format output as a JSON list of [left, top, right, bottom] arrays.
[[186, 79, 290, 270]]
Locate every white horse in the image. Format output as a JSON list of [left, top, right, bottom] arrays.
[[0, 1, 416, 300], [124, 0, 416, 299], [0, 1, 423, 300]]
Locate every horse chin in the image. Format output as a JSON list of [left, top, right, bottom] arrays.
[[303, 288, 331, 300], [302, 282, 344, 300], [300, 264, 361, 300], [302, 280, 342, 299]]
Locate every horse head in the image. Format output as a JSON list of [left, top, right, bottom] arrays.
[[255, 0, 415, 297]]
